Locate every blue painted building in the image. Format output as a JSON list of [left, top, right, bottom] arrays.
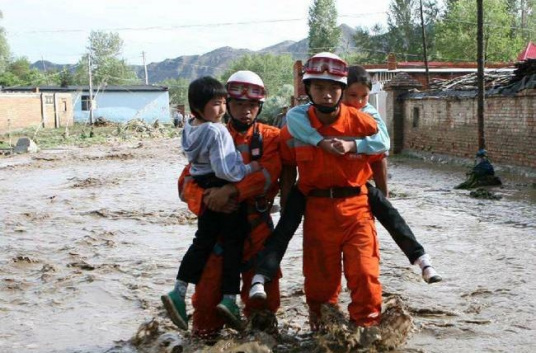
[[4, 85, 171, 123]]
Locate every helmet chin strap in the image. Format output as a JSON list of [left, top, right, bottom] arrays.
[[230, 117, 251, 132], [315, 102, 340, 114], [305, 90, 343, 114], [227, 99, 263, 132]]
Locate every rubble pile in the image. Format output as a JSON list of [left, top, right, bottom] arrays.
[[115, 119, 172, 139], [428, 59, 536, 93]]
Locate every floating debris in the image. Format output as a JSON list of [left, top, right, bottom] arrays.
[[12, 255, 40, 263], [93, 117, 113, 127], [247, 309, 279, 335], [70, 177, 104, 188], [469, 188, 502, 200], [85, 208, 197, 225]]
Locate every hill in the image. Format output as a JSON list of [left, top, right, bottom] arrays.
[[31, 24, 356, 84], [140, 46, 254, 83]]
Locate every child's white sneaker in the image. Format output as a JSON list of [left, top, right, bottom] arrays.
[[249, 282, 267, 300], [422, 266, 442, 284], [414, 254, 442, 284]]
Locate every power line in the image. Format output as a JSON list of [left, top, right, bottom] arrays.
[[9, 18, 306, 35], [8, 12, 389, 35], [440, 18, 536, 34]]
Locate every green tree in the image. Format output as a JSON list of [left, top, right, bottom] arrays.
[[262, 84, 294, 124], [220, 53, 294, 122], [58, 68, 75, 87], [528, 0, 536, 42], [73, 31, 139, 86], [385, 0, 440, 61], [307, 0, 341, 55], [387, 0, 419, 59], [436, 0, 525, 62], [350, 25, 390, 64], [422, 0, 441, 58], [0, 57, 48, 86], [348, 0, 440, 65], [220, 53, 294, 99], [160, 77, 189, 109], [0, 10, 11, 74], [505, 0, 536, 43]]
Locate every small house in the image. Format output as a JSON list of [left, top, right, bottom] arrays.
[[0, 90, 73, 134], [4, 85, 170, 124]]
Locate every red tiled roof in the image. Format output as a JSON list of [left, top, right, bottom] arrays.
[[518, 42, 536, 61]]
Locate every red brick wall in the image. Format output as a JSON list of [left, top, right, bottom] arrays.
[[399, 90, 536, 168], [0, 94, 43, 133]]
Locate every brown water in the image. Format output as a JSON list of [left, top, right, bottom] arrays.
[[1, 139, 535, 353]]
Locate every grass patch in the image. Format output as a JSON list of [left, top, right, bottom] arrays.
[[0, 120, 181, 150]]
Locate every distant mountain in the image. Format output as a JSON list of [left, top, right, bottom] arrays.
[[337, 23, 358, 52], [32, 24, 356, 84], [256, 39, 308, 59], [31, 60, 71, 73], [140, 46, 254, 83]]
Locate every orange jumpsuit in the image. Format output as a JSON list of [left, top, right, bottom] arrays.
[[279, 105, 382, 327], [178, 121, 282, 336]]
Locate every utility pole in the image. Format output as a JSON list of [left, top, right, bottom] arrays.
[[477, 0, 485, 150], [88, 51, 94, 125], [419, 0, 430, 87], [41, 56, 47, 73], [142, 51, 149, 85], [521, 0, 527, 30], [41, 56, 51, 85], [454, 0, 500, 189]]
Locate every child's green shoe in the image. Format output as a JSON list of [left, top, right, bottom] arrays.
[[161, 291, 188, 330], [216, 297, 243, 331]]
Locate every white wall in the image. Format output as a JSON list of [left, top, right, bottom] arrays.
[[73, 90, 170, 123]]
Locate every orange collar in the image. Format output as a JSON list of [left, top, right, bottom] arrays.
[[307, 105, 346, 131]]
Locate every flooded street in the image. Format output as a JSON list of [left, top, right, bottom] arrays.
[[1, 138, 535, 353]]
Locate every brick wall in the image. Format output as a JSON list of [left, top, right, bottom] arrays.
[[42, 93, 74, 129], [395, 90, 536, 168], [0, 93, 43, 133], [0, 93, 74, 134]]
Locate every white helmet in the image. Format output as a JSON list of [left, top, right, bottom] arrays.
[[226, 70, 266, 102], [302, 52, 348, 87]]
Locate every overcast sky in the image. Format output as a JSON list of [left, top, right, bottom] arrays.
[[1, 0, 390, 65]]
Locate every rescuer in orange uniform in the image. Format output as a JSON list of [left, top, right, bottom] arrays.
[[177, 70, 282, 336], [278, 53, 388, 330]]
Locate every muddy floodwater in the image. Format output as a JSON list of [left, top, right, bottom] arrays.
[[1, 138, 535, 353]]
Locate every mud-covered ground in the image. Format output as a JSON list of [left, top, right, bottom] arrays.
[[1, 138, 535, 353]]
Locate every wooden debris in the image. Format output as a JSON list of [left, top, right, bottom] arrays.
[[429, 71, 513, 91], [510, 59, 536, 82], [429, 59, 536, 91]]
